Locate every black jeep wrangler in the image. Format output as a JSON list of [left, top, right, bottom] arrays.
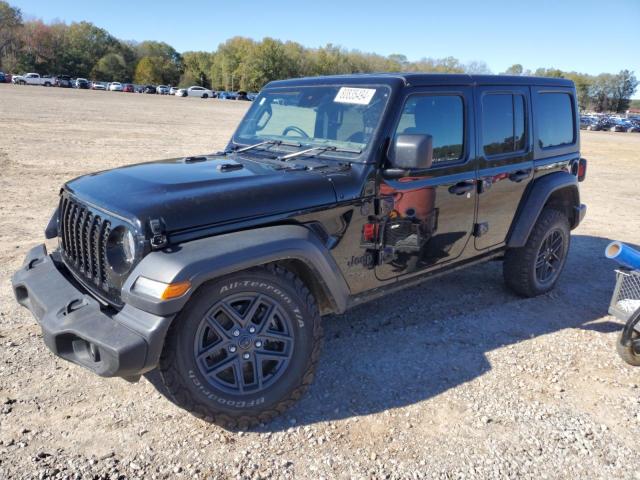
[[12, 74, 587, 428]]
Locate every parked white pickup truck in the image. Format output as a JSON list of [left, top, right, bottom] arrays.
[[12, 73, 55, 86]]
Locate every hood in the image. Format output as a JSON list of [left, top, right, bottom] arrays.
[[64, 153, 341, 234]]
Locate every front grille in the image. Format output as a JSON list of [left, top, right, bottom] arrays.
[[59, 195, 112, 296]]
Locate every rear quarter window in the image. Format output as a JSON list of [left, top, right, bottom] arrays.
[[536, 92, 575, 148]]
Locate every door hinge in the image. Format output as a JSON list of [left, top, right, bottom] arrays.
[[473, 222, 489, 237]]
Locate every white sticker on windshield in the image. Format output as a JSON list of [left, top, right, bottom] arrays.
[[334, 87, 376, 105]]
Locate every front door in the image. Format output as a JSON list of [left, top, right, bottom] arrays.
[[375, 87, 477, 281], [474, 86, 533, 250]]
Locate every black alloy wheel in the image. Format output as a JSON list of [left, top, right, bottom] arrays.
[[193, 292, 295, 395], [535, 229, 564, 285]]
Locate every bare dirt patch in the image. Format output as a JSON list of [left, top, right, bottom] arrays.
[[1, 84, 639, 479]]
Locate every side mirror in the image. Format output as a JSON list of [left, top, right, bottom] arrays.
[[385, 134, 433, 177]]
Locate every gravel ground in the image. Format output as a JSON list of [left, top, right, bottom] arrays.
[[1, 84, 639, 480]]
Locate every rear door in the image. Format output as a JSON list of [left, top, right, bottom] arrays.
[[375, 86, 477, 281], [474, 86, 533, 250]]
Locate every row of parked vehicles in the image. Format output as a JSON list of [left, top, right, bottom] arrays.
[[5, 72, 257, 101], [580, 115, 640, 132]]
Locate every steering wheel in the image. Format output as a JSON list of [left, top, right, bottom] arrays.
[[282, 126, 310, 138]]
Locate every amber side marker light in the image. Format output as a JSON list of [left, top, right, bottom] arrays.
[[133, 277, 191, 300]]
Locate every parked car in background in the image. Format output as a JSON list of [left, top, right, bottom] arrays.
[[580, 116, 594, 130], [169, 86, 179, 95], [627, 121, 640, 133], [143, 85, 157, 94], [123, 84, 134, 93], [12, 73, 55, 86], [217, 91, 234, 100], [109, 82, 123, 92], [91, 82, 106, 90], [247, 92, 258, 101], [55, 75, 72, 88], [586, 119, 611, 131], [0, 72, 5, 83], [610, 120, 627, 132], [236, 91, 250, 101], [156, 85, 170, 95], [176, 86, 213, 98], [75, 78, 90, 89]]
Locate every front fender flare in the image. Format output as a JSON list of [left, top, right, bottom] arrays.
[[121, 225, 350, 316], [507, 172, 581, 248]]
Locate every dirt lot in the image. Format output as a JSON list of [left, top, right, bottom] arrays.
[[1, 84, 639, 480]]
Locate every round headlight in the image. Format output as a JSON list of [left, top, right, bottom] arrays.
[[106, 226, 137, 274]]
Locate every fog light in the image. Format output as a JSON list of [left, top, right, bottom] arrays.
[[133, 277, 191, 300]]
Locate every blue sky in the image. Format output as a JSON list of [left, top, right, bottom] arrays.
[[11, 0, 640, 93]]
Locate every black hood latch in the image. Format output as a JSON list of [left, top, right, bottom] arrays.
[[149, 218, 168, 250]]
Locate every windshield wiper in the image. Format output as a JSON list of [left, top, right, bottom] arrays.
[[231, 139, 302, 154], [278, 145, 362, 161]]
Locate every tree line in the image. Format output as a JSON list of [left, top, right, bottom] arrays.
[[1, 1, 637, 112]]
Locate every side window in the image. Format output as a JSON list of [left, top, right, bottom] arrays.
[[394, 95, 464, 164], [537, 92, 575, 148], [482, 93, 526, 156]]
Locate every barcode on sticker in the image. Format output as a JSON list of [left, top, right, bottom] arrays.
[[334, 87, 376, 105]]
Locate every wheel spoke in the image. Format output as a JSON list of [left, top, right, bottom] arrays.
[[207, 354, 236, 376], [261, 329, 292, 343], [249, 353, 263, 389], [550, 234, 563, 252], [205, 315, 233, 341], [255, 302, 278, 334], [218, 302, 246, 329], [256, 349, 289, 361], [233, 358, 245, 393], [243, 295, 267, 325], [196, 340, 226, 363]]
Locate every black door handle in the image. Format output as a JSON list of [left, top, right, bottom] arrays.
[[448, 181, 475, 195], [509, 170, 531, 183]]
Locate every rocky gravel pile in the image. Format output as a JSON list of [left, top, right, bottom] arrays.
[[1, 86, 640, 479]]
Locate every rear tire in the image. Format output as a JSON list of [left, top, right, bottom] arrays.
[[159, 265, 322, 429], [616, 329, 640, 366], [504, 208, 570, 297]]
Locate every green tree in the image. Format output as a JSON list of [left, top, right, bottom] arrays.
[[503, 64, 523, 75], [610, 70, 638, 113], [465, 60, 492, 74], [0, 0, 23, 70], [59, 21, 121, 78], [92, 52, 128, 81], [182, 50, 214, 87], [134, 56, 162, 84]]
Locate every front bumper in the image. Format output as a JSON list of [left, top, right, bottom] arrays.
[[11, 244, 174, 378]]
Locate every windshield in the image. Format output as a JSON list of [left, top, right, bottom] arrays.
[[233, 85, 390, 159]]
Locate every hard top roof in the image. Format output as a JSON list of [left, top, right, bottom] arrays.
[[266, 73, 574, 89]]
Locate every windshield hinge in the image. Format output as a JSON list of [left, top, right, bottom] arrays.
[[149, 218, 168, 250]]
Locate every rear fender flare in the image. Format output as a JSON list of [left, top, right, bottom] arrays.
[[507, 172, 580, 248], [121, 225, 350, 317]]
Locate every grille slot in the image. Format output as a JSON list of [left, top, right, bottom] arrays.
[[59, 196, 112, 296]]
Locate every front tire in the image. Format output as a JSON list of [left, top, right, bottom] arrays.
[[504, 208, 570, 297], [159, 265, 322, 429]]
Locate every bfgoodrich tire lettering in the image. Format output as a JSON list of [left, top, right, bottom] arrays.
[[504, 208, 570, 297], [159, 265, 322, 429]]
